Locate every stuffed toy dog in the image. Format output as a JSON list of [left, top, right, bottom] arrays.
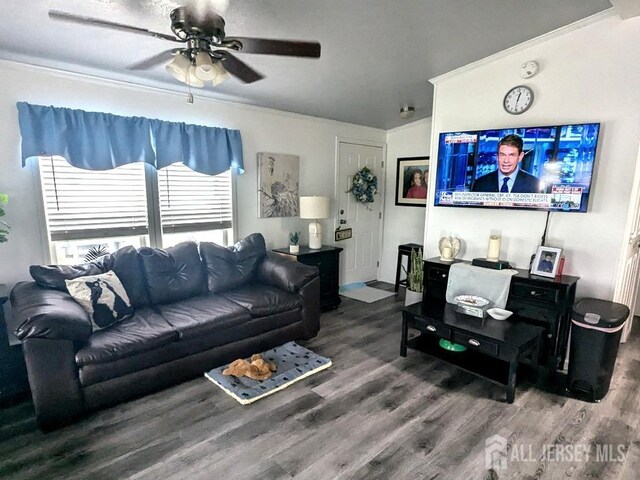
[[222, 354, 277, 380]]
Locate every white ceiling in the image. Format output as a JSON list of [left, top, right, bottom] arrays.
[[0, 0, 614, 129]]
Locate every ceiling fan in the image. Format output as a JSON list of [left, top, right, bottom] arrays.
[[48, 7, 321, 87]]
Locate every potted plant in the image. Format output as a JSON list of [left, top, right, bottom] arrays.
[[289, 231, 301, 253], [0, 193, 9, 243], [403, 247, 423, 305]]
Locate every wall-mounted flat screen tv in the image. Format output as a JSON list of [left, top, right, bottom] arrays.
[[433, 123, 600, 212]]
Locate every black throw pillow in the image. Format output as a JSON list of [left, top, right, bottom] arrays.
[[30, 257, 110, 291]]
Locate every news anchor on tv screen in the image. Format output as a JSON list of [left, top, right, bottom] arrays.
[[433, 123, 600, 213], [471, 134, 540, 193]]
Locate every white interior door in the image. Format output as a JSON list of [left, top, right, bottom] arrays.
[[336, 140, 385, 286], [614, 142, 640, 342]]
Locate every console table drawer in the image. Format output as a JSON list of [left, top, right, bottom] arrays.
[[427, 265, 450, 282], [414, 317, 451, 339], [453, 331, 499, 356], [510, 282, 559, 304]]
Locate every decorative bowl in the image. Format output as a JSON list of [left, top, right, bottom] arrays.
[[487, 308, 513, 321], [454, 295, 489, 308], [439, 339, 467, 352]]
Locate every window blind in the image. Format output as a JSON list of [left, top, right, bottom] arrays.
[[39, 157, 149, 241], [158, 163, 232, 234]]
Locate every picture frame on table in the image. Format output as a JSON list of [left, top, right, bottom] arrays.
[[395, 156, 429, 207], [531, 246, 563, 278]]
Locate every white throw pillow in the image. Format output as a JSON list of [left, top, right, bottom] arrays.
[[65, 270, 134, 331]]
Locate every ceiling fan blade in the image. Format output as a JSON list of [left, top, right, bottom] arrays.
[[227, 37, 321, 58], [49, 10, 182, 43], [128, 49, 183, 70], [217, 52, 263, 83]]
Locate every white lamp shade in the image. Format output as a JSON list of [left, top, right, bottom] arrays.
[[186, 65, 205, 87], [166, 53, 191, 83], [300, 196, 331, 219], [211, 62, 231, 86], [195, 52, 217, 81]]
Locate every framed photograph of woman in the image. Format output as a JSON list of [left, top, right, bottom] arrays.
[[395, 156, 429, 207], [531, 246, 562, 278]]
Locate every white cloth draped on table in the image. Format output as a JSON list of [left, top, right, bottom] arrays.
[[445, 263, 518, 309]]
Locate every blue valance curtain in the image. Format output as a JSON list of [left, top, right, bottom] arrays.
[[17, 102, 244, 175], [150, 119, 244, 175]]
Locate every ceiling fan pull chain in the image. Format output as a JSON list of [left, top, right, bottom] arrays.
[[186, 68, 194, 104]]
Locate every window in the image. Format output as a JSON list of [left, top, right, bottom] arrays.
[[38, 157, 234, 264], [158, 163, 232, 247]]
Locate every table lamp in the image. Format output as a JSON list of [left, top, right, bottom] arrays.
[[300, 196, 331, 249]]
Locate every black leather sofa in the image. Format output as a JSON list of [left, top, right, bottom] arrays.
[[10, 233, 320, 429]]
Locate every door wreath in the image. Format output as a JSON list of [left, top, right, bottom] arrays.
[[347, 166, 378, 208]]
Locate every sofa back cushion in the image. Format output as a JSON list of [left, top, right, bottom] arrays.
[[200, 233, 267, 293], [107, 246, 150, 308], [139, 241, 205, 304], [29, 246, 150, 308]]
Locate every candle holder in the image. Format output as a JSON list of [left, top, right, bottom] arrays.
[[472, 235, 512, 270], [487, 235, 501, 262], [438, 236, 461, 262]]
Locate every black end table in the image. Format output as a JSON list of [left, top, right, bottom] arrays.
[[401, 300, 544, 403], [272, 245, 343, 310], [0, 284, 29, 404]]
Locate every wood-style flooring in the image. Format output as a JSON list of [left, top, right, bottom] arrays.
[[1, 282, 639, 480]]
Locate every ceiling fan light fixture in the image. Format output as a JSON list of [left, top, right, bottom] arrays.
[[211, 62, 231, 86], [186, 65, 205, 87], [194, 51, 217, 81], [166, 52, 191, 83]]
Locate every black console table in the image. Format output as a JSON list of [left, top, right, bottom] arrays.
[[423, 257, 579, 380], [402, 301, 544, 403], [273, 246, 343, 311]]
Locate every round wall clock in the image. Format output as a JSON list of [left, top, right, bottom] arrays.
[[503, 85, 534, 115]]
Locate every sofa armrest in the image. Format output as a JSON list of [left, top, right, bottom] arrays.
[[23, 338, 84, 429], [257, 253, 319, 292], [258, 254, 320, 339], [10, 282, 92, 342]]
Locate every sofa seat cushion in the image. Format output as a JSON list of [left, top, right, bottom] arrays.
[[78, 311, 305, 387], [156, 294, 253, 340], [221, 284, 303, 317], [75, 307, 178, 367]]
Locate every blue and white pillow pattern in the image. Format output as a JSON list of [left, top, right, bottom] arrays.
[[66, 270, 134, 331]]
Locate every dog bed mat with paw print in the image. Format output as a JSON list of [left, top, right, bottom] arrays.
[[205, 341, 332, 405]]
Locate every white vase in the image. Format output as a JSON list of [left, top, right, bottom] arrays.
[[289, 245, 300, 253], [405, 289, 422, 306]]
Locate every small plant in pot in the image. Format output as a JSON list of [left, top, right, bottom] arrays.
[[289, 231, 301, 253], [403, 247, 423, 305]]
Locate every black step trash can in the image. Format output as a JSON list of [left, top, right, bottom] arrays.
[[568, 298, 629, 402]]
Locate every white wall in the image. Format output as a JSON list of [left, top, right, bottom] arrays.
[[0, 60, 385, 288], [426, 14, 640, 299], [379, 118, 431, 283]]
